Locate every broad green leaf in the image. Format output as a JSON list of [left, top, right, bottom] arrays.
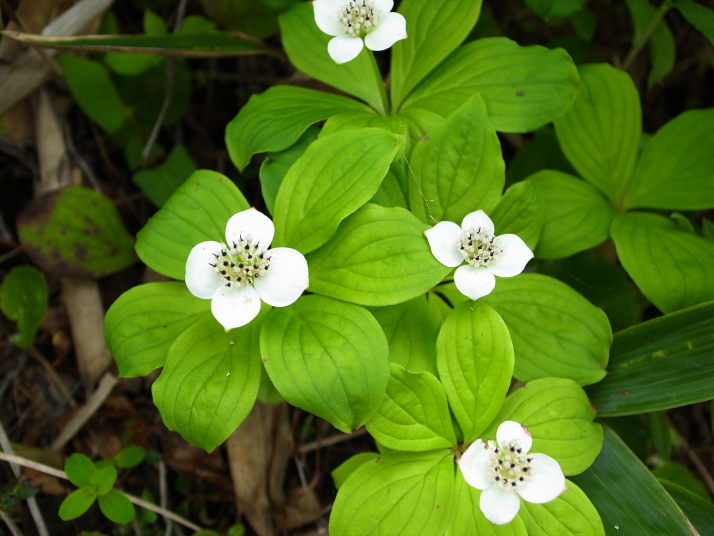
[[135, 170, 249, 280], [307, 204, 452, 306], [90, 466, 118, 495], [481, 274, 611, 386], [650, 412, 673, 459], [401, 38, 579, 133], [58, 54, 132, 133], [625, 0, 675, 88], [481, 378, 603, 476], [329, 450, 454, 535], [654, 464, 710, 501], [586, 300, 714, 416], [133, 144, 197, 208], [529, 170, 613, 259], [369, 293, 443, 376], [273, 128, 403, 253], [152, 313, 262, 452], [611, 212, 714, 313], [259, 126, 320, 215], [676, 0, 714, 46], [518, 479, 605, 536], [489, 180, 544, 250], [261, 295, 389, 433], [571, 425, 692, 535], [65, 453, 97, 488], [525, 0, 585, 19], [59, 487, 97, 520], [370, 167, 408, 209], [226, 85, 369, 171], [445, 473, 528, 535], [408, 93, 504, 224], [278, 3, 387, 113], [98, 490, 135, 524], [624, 109, 714, 210], [105, 282, 211, 377], [436, 301, 514, 442], [554, 63, 641, 205], [114, 446, 146, 468], [390, 0, 483, 109], [505, 127, 576, 185], [366, 364, 457, 451], [660, 480, 714, 535], [17, 186, 136, 278], [320, 111, 407, 138], [104, 9, 166, 76], [332, 452, 380, 490], [0, 266, 47, 347]]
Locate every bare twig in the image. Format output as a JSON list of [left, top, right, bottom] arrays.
[[298, 428, 368, 454], [159, 460, 176, 536], [0, 452, 203, 532], [0, 511, 23, 536]]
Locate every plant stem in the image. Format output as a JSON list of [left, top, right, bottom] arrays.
[[367, 50, 390, 115], [622, 2, 672, 70]]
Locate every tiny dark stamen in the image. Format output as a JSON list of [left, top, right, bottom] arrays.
[[213, 253, 218, 258], [255, 274, 260, 278], [247, 254, 253, 260], [523, 467, 529, 472], [220, 270, 226, 275], [239, 263, 244, 268], [245, 244, 250, 250], [253, 264, 259, 269], [517, 449, 522, 454], [209, 263, 216, 267], [494, 476, 500, 481], [221, 250, 227, 257], [510, 447, 515, 452], [259, 253, 264, 259], [511, 482, 517, 487], [519, 477, 524, 481], [237, 277, 242, 282], [225, 283, 231, 287], [225, 276, 231, 281], [230, 263, 235, 268], [223, 261, 229, 266]]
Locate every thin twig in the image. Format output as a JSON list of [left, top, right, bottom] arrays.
[[622, 2, 672, 70], [0, 452, 204, 532], [0, 511, 23, 536], [159, 460, 175, 536], [0, 422, 50, 536], [298, 428, 368, 454]]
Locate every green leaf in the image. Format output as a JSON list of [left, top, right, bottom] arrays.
[[649, 411, 673, 459], [554, 63, 641, 205], [136, 170, 249, 280], [329, 450, 454, 535], [261, 295, 389, 433], [624, 108, 714, 210], [446, 473, 528, 535], [65, 453, 97, 488], [98, 489, 135, 524], [104, 9, 166, 76], [370, 166, 408, 209], [481, 274, 611, 386], [58, 54, 132, 133], [320, 111, 408, 139], [225, 85, 369, 171], [390, 0, 483, 109], [332, 452, 380, 490], [481, 378, 603, 476], [436, 301, 514, 443], [676, 0, 714, 46], [369, 294, 443, 376], [529, 170, 613, 259], [505, 127, 576, 185], [611, 212, 714, 313], [625, 0, 675, 88], [408, 93, 504, 224], [489, 180, 544, 251], [152, 313, 262, 452], [307, 204, 452, 306], [0, 266, 47, 348], [518, 479, 604, 536], [278, 3, 387, 113], [17, 186, 136, 278], [59, 487, 97, 520], [90, 466, 118, 495], [259, 126, 320, 215], [273, 128, 403, 253], [113, 446, 146, 468], [654, 464, 710, 502], [586, 300, 714, 416], [133, 144, 197, 208], [525, 0, 585, 19], [401, 38, 579, 133], [366, 364, 456, 451], [105, 282, 212, 377], [660, 480, 714, 535], [571, 425, 693, 535]]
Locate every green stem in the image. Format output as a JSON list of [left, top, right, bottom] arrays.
[[367, 49, 390, 115], [622, 2, 672, 70]]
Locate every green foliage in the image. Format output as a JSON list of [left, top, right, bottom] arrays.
[[17, 186, 136, 278], [332, 452, 380, 490], [133, 144, 197, 207], [59, 487, 97, 521], [113, 445, 146, 468], [261, 296, 389, 433], [625, 0, 675, 88], [525, 0, 585, 20], [675, 0, 714, 47], [659, 480, 714, 535], [489, 180, 544, 250], [0, 266, 47, 347], [98, 490, 135, 523]]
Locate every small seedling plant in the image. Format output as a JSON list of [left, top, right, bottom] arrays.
[[101, 0, 714, 534]]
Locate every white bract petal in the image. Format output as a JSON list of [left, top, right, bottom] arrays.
[[462, 209, 495, 237], [424, 221, 463, 268], [254, 247, 309, 307], [186, 241, 225, 298], [313, 0, 407, 64], [185, 209, 308, 330], [461, 420, 567, 525], [454, 265, 496, 301], [487, 234, 534, 278]]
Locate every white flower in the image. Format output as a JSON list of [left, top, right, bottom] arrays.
[[313, 0, 407, 64], [459, 421, 567, 525], [185, 208, 309, 331], [424, 210, 533, 301]]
